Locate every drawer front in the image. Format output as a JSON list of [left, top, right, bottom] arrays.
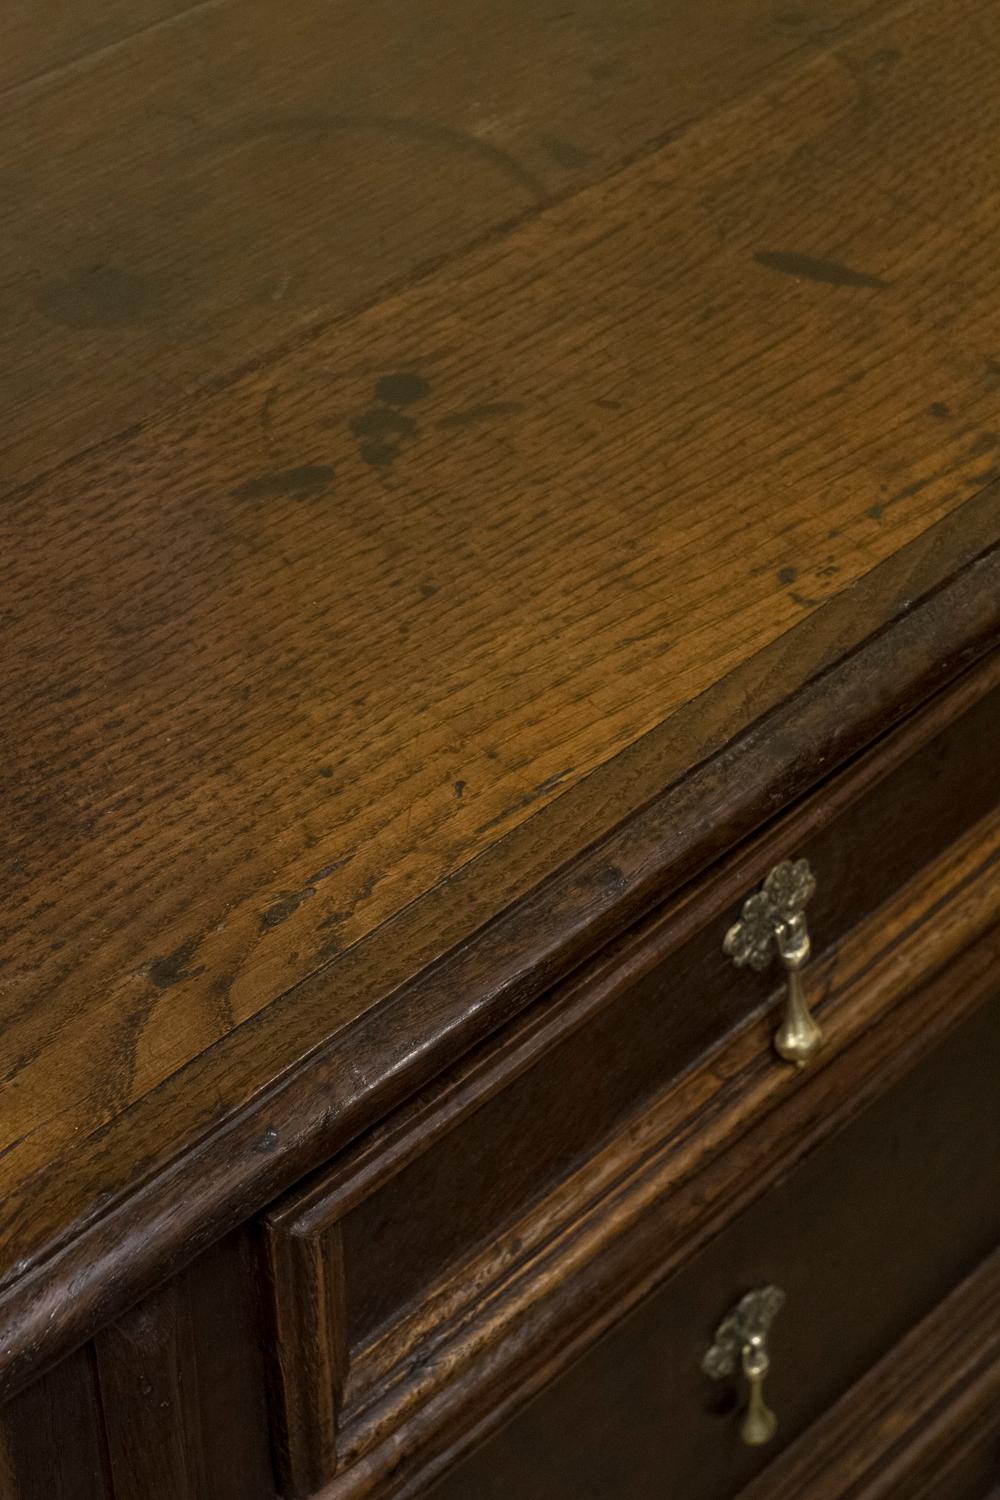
[[428, 992, 1000, 1500], [265, 792, 1000, 1494], [263, 668, 1000, 1499]]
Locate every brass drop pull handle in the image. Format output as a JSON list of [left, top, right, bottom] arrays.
[[723, 858, 822, 1067], [703, 1286, 785, 1447]]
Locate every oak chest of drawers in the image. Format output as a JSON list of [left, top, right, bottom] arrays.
[[2, 0, 999, 1496]]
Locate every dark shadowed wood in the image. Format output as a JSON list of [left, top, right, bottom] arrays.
[[0, 1346, 110, 1500], [738, 1248, 1000, 1500], [424, 985, 1000, 1500], [93, 1229, 273, 1500], [181, 1230, 275, 1500], [1, 0, 898, 482], [2, 0, 1000, 1421], [95, 1280, 207, 1498], [262, 1219, 348, 1495]]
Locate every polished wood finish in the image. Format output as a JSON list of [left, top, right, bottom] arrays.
[[4, 515, 998, 1406], [2, 0, 1000, 1494], [4, 2, 1000, 1386], [2, 0, 901, 484]]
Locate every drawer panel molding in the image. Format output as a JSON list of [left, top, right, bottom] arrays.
[[264, 807, 1000, 1498]]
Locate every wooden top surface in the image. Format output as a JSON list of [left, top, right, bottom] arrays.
[[2, 0, 1000, 1378]]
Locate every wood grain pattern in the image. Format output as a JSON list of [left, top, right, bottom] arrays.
[[263, 1218, 349, 1494], [0, 0, 895, 482], [1, 534, 997, 1404], [0, 1346, 110, 1500], [268, 806, 1000, 1496], [95, 1279, 206, 1500], [2, 0, 1000, 1404], [93, 1229, 273, 1500]]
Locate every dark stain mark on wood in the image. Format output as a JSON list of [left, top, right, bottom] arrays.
[[437, 401, 525, 429], [375, 372, 431, 406], [928, 402, 951, 418], [319, 766, 335, 779], [789, 589, 823, 608], [454, 780, 466, 799], [778, 565, 798, 585], [350, 408, 417, 440], [753, 251, 890, 289], [307, 857, 352, 884], [419, 582, 437, 599], [318, 909, 350, 932], [350, 408, 415, 467], [261, 856, 352, 930], [33, 265, 159, 329], [148, 939, 205, 989], [968, 431, 999, 456], [218, 114, 545, 202], [868, 502, 885, 519], [260, 889, 316, 931], [233, 465, 335, 500], [590, 862, 627, 895], [893, 476, 932, 503], [352, 374, 430, 467], [359, 439, 398, 468], [541, 135, 595, 169]]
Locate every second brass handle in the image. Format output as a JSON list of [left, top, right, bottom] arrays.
[[724, 858, 822, 1068], [703, 1286, 784, 1448], [739, 1336, 777, 1447]]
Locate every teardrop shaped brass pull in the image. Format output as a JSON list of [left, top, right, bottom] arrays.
[[723, 858, 823, 1067], [739, 1336, 777, 1446], [703, 1286, 784, 1448]]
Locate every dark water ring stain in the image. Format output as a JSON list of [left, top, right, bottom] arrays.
[[375, 372, 431, 406], [199, 113, 545, 203], [753, 250, 890, 290]]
